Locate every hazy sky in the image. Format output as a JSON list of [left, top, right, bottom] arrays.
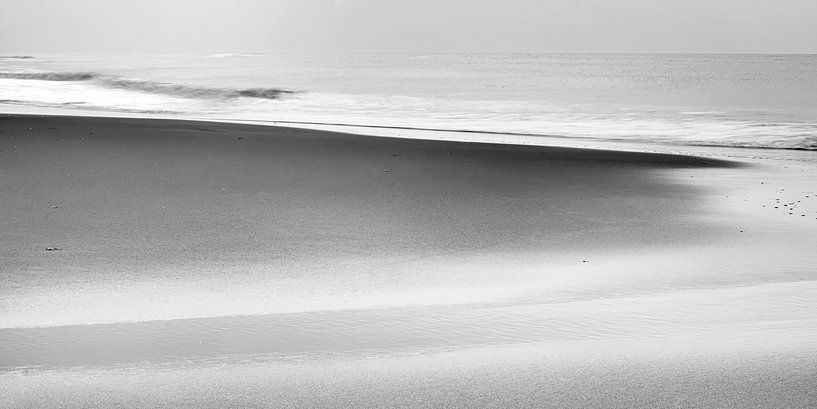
[[1, 0, 816, 54]]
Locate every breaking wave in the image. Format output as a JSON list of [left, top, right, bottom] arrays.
[[97, 77, 294, 100], [0, 71, 96, 81], [0, 70, 295, 100]]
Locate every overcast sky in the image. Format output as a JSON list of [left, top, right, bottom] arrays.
[[1, 0, 816, 54]]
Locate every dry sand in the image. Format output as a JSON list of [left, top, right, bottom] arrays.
[[1, 114, 816, 408]]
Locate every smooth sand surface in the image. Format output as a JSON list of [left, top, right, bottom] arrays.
[[0, 114, 737, 327], [1, 114, 816, 408]]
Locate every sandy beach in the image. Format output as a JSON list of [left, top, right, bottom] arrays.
[[2, 114, 816, 408]]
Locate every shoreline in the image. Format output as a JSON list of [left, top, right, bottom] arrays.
[[3, 106, 816, 159]]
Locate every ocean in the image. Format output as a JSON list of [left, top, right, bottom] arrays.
[[2, 53, 816, 150]]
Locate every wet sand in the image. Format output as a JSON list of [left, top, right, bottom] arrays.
[[1, 114, 816, 408]]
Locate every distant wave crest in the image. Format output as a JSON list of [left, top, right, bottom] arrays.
[[237, 88, 293, 99], [0, 71, 95, 81], [208, 53, 265, 58], [98, 78, 294, 100], [1, 70, 295, 100]]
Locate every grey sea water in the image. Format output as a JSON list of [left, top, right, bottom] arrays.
[[2, 53, 816, 149]]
